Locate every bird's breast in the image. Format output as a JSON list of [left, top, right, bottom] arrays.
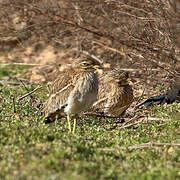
[[65, 72, 98, 114]]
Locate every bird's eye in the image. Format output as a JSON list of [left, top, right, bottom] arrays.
[[82, 62, 90, 66]]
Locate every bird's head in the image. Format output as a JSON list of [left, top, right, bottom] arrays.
[[105, 70, 130, 86], [72, 56, 103, 71]]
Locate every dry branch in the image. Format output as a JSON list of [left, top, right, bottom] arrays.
[[123, 115, 142, 125], [17, 85, 42, 101], [128, 142, 180, 149], [93, 40, 125, 56], [1, 0, 179, 86], [97, 141, 180, 151], [119, 120, 144, 130], [145, 117, 172, 122]]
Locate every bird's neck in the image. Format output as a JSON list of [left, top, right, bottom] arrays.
[[74, 68, 94, 73], [110, 83, 123, 96]]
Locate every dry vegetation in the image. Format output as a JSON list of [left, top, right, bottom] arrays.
[[0, 1, 180, 179], [0, 0, 179, 87]]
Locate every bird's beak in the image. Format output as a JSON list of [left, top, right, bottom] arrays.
[[92, 65, 103, 70], [127, 78, 132, 83], [127, 78, 134, 85]]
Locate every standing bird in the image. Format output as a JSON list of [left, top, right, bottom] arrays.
[[92, 69, 133, 117], [42, 55, 102, 133]]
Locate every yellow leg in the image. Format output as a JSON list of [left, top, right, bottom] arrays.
[[67, 114, 71, 133], [72, 118, 76, 134]]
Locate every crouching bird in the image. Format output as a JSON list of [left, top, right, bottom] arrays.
[[92, 69, 134, 117], [42, 55, 102, 133]]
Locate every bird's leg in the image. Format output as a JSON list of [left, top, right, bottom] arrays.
[[72, 118, 76, 134], [67, 114, 71, 133]]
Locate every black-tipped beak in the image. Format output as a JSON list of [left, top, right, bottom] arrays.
[[93, 65, 103, 70]]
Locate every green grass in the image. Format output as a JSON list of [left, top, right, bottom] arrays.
[[0, 64, 33, 78], [0, 67, 180, 180]]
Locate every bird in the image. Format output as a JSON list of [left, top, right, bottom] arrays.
[[166, 79, 180, 103], [92, 69, 134, 117], [42, 55, 102, 133], [137, 78, 180, 108]]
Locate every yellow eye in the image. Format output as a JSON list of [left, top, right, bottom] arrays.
[[81, 62, 90, 66]]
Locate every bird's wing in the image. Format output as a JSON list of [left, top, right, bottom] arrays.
[[42, 69, 75, 118], [106, 86, 134, 116], [91, 79, 109, 112]]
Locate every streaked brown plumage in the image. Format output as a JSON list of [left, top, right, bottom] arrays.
[[92, 69, 133, 117], [42, 55, 102, 133]]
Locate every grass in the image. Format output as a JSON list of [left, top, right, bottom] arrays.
[[0, 66, 180, 179], [0, 64, 33, 78]]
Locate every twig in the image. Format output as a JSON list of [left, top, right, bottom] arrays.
[[135, 99, 148, 108], [16, 78, 36, 101], [145, 117, 172, 122], [17, 78, 30, 92], [93, 40, 125, 56], [119, 116, 172, 130], [117, 2, 150, 14], [97, 142, 180, 151], [128, 142, 180, 149], [119, 120, 144, 130], [123, 115, 143, 125], [71, 48, 103, 64], [8, 2, 116, 42], [17, 85, 42, 101], [129, 51, 176, 76], [114, 10, 158, 21]]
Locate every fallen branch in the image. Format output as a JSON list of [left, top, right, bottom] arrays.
[[128, 142, 180, 149], [135, 99, 148, 108], [123, 115, 142, 125], [119, 120, 144, 130], [145, 117, 172, 122], [17, 85, 42, 101], [97, 141, 180, 151]]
